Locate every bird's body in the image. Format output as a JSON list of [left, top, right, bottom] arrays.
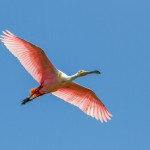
[[38, 71, 70, 93], [0, 30, 112, 122]]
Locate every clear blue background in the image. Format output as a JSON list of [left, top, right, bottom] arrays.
[[0, 0, 150, 150]]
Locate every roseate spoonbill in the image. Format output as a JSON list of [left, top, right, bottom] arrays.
[[0, 30, 112, 122]]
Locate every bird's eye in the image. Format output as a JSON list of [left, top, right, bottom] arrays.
[[79, 70, 84, 73]]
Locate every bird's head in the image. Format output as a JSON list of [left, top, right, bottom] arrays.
[[78, 70, 101, 76]]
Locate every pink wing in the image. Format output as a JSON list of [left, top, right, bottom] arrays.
[[52, 82, 112, 122], [0, 30, 58, 83]]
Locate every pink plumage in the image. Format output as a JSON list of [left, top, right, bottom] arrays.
[[52, 82, 112, 122], [1, 30, 57, 83], [1, 30, 112, 123]]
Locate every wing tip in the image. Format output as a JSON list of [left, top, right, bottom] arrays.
[[1, 30, 15, 38], [98, 106, 112, 123]]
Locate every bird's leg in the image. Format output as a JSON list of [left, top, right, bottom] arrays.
[[21, 85, 43, 105], [21, 97, 32, 105], [21, 93, 37, 105]]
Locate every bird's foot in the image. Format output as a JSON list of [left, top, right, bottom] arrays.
[[21, 97, 32, 105]]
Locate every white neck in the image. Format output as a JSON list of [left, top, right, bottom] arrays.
[[68, 73, 80, 81], [60, 70, 100, 82]]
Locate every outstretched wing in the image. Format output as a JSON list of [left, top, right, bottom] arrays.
[[0, 30, 58, 83], [52, 82, 112, 122]]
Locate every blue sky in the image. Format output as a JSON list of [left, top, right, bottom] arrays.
[[0, 0, 150, 149]]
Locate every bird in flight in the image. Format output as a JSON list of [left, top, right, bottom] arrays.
[[0, 30, 112, 122]]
